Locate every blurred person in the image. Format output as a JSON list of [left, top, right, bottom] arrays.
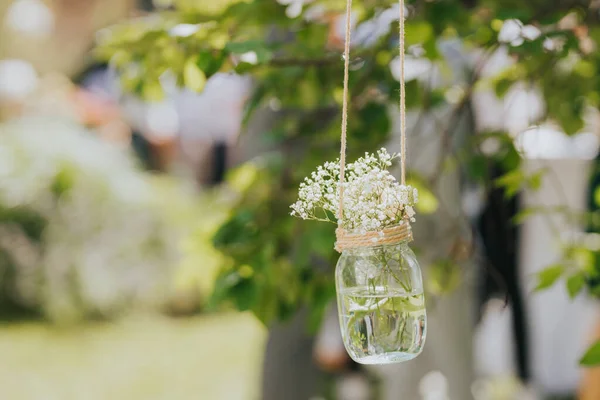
[[77, 62, 252, 184]]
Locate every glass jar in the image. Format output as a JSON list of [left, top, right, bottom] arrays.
[[335, 240, 427, 364]]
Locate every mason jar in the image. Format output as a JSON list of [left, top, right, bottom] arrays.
[[335, 239, 427, 364]]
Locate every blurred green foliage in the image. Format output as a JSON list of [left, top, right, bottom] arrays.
[[97, 0, 600, 362]]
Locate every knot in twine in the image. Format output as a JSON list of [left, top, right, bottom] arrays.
[[335, 221, 413, 253]]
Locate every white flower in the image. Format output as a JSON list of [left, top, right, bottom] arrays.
[[290, 148, 418, 232], [239, 52, 258, 65], [303, 4, 325, 22], [0, 116, 181, 321], [498, 19, 522, 44], [521, 25, 541, 41], [277, 0, 312, 19], [169, 23, 200, 38], [498, 19, 542, 47], [390, 55, 432, 83], [543, 37, 566, 52]]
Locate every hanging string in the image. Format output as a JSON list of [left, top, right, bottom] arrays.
[[336, 0, 410, 251], [337, 0, 353, 224], [399, 0, 407, 185]]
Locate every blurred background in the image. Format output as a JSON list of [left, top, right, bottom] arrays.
[[1, 0, 600, 399]]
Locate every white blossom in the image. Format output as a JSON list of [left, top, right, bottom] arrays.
[[169, 23, 200, 38], [290, 148, 418, 232], [277, 0, 313, 19], [498, 19, 542, 47], [0, 116, 182, 321]]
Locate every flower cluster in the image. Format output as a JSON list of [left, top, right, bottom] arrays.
[[290, 148, 418, 233], [0, 116, 191, 322]]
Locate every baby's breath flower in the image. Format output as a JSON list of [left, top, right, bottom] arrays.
[[290, 148, 418, 232]]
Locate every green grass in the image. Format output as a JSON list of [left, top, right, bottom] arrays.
[[0, 313, 266, 400]]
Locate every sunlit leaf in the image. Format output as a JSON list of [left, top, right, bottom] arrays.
[[466, 154, 488, 182], [566, 274, 585, 299], [534, 264, 565, 291], [227, 163, 260, 193], [428, 260, 461, 296], [580, 340, 600, 366], [495, 169, 524, 199], [225, 41, 273, 63], [405, 22, 434, 46], [512, 207, 537, 224], [495, 77, 516, 98], [528, 170, 544, 191], [184, 57, 207, 92], [142, 80, 165, 101], [407, 176, 438, 215]]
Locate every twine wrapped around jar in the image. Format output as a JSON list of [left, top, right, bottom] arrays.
[[335, 220, 413, 252]]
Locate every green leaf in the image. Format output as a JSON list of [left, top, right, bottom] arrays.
[[528, 170, 544, 191], [213, 209, 260, 251], [543, 72, 587, 135], [226, 163, 260, 193], [183, 57, 207, 92], [534, 264, 565, 291], [512, 207, 538, 224], [422, 37, 440, 60], [230, 277, 258, 311], [580, 340, 600, 366], [141, 80, 165, 102], [496, 8, 533, 21], [491, 65, 524, 99], [225, 40, 273, 63], [466, 154, 488, 182], [225, 40, 262, 54], [234, 62, 257, 75], [407, 176, 438, 215], [351, 102, 390, 144], [207, 268, 259, 312], [428, 259, 461, 296], [196, 50, 226, 77], [405, 22, 434, 46], [566, 274, 585, 299], [0, 205, 46, 241], [405, 79, 424, 108], [242, 84, 267, 124], [494, 169, 524, 199], [499, 141, 522, 171], [494, 167, 542, 196], [51, 167, 74, 197], [305, 278, 336, 334], [495, 78, 516, 98]]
